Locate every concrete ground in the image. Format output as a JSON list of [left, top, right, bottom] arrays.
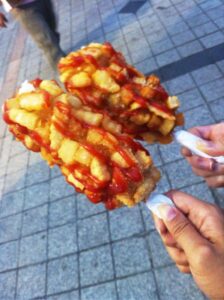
[[0, 0, 224, 299]]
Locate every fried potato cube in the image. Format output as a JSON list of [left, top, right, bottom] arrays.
[[67, 95, 82, 108], [50, 123, 64, 150], [130, 102, 141, 110], [116, 193, 135, 207], [19, 93, 48, 111], [40, 80, 62, 96], [159, 119, 175, 136], [148, 104, 175, 120], [86, 129, 103, 144], [108, 93, 121, 107], [74, 146, 93, 166], [130, 113, 150, 125], [111, 152, 129, 168], [121, 88, 133, 106], [92, 70, 120, 93], [74, 110, 103, 126], [135, 150, 152, 169], [67, 174, 84, 191], [9, 108, 40, 130], [132, 77, 146, 85], [70, 72, 92, 87], [5, 98, 20, 109], [140, 86, 155, 99], [60, 69, 77, 83], [102, 116, 122, 134], [167, 96, 179, 109], [58, 139, 79, 164], [90, 158, 111, 182], [140, 133, 156, 144], [109, 63, 122, 72], [147, 115, 161, 128]]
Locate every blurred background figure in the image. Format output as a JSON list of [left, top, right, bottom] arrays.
[[0, 0, 65, 71]]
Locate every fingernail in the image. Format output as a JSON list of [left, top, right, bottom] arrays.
[[158, 204, 177, 221]]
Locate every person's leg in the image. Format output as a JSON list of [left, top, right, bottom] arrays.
[[11, 4, 64, 71]]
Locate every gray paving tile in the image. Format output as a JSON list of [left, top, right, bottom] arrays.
[[0, 189, 24, 218], [214, 17, 224, 29], [135, 57, 157, 74], [19, 231, 47, 266], [164, 159, 202, 189], [77, 193, 105, 219], [0, 213, 22, 243], [47, 291, 79, 300], [159, 141, 182, 164], [200, 31, 224, 48], [156, 49, 180, 67], [49, 196, 76, 227], [10, 140, 26, 157], [207, 7, 224, 20], [17, 263, 46, 300], [80, 245, 113, 286], [47, 255, 78, 295], [177, 88, 205, 111], [26, 161, 50, 186], [0, 240, 18, 272], [200, 0, 222, 10], [151, 38, 175, 55], [117, 272, 159, 300], [48, 223, 77, 259], [191, 64, 222, 85], [4, 170, 26, 194], [193, 22, 218, 38], [155, 265, 204, 300], [213, 188, 224, 208], [22, 204, 48, 236], [81, 282, 117, 300], [172, 30, 195, 47], [78, 213, 109, 250], [184, 105, 214, 128], [166, 74, 195, 94], [7, 152, 28, 174], [199, 78, 224, 102], [178, 40, 203, 58], [209, 98, 224, 122], [181, 182, 216, 204], [148, 231, 173, 267], [109, 206, 144, 241], [166, 21, 189, 36], [50, 176, 75, 201], [0, 271, 16, 300], [187, 13, 210, 28], [50, 165, 62, 178], [24, 181, 49, 209], [113, 237, 151, 277]]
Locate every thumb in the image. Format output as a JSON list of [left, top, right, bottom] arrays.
[[158, 204, 207, 259], [198, 140, 224, 156]]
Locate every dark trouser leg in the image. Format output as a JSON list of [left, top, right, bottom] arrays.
[[11, 4, 64, 71]]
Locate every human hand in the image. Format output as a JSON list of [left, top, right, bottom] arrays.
[[0, 13, 7, 28], [153, 190, 224, 300], [182, 123, 224, 187]]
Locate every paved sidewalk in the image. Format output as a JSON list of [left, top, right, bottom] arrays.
[[0, 0, 224, 299]]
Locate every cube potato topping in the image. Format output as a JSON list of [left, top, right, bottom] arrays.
[[135, 150, 152, 169], [90, 158, 111, 182], [92, 70, 120, 93], [74, 110, 103, 126], [167, 96, 179, 109], [70, 72, 92, 87], [19, 93, 47, 111], [58, 139, 79, 164], [86, 129, 103, 144], [9, 108, 40, 130], [111, 152, 129, 168], [74, 146, 93, 166], [40, 80, 62, 96], [67, 174, 84, 191], [159, 119, 175, 136]]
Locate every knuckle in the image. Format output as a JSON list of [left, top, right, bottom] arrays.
[[195, 245, 214, 267], [172, 220, 191, 239]]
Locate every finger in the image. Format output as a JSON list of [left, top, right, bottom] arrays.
[[158, 203, 208, 258], [153, 214, 167, 235], [191, 166, 224, 177], [176, 264, 191, 274], [160, 230, 180, 248], [166, 246, 189, 266], [188, 126, 213, 140], [205, 175, 224, 188], [181, 146, 192, 157], [186, 156, 217, 172]]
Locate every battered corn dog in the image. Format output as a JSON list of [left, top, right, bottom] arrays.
[[3, 79, 160, 209], [58, 42, 184, 144]]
